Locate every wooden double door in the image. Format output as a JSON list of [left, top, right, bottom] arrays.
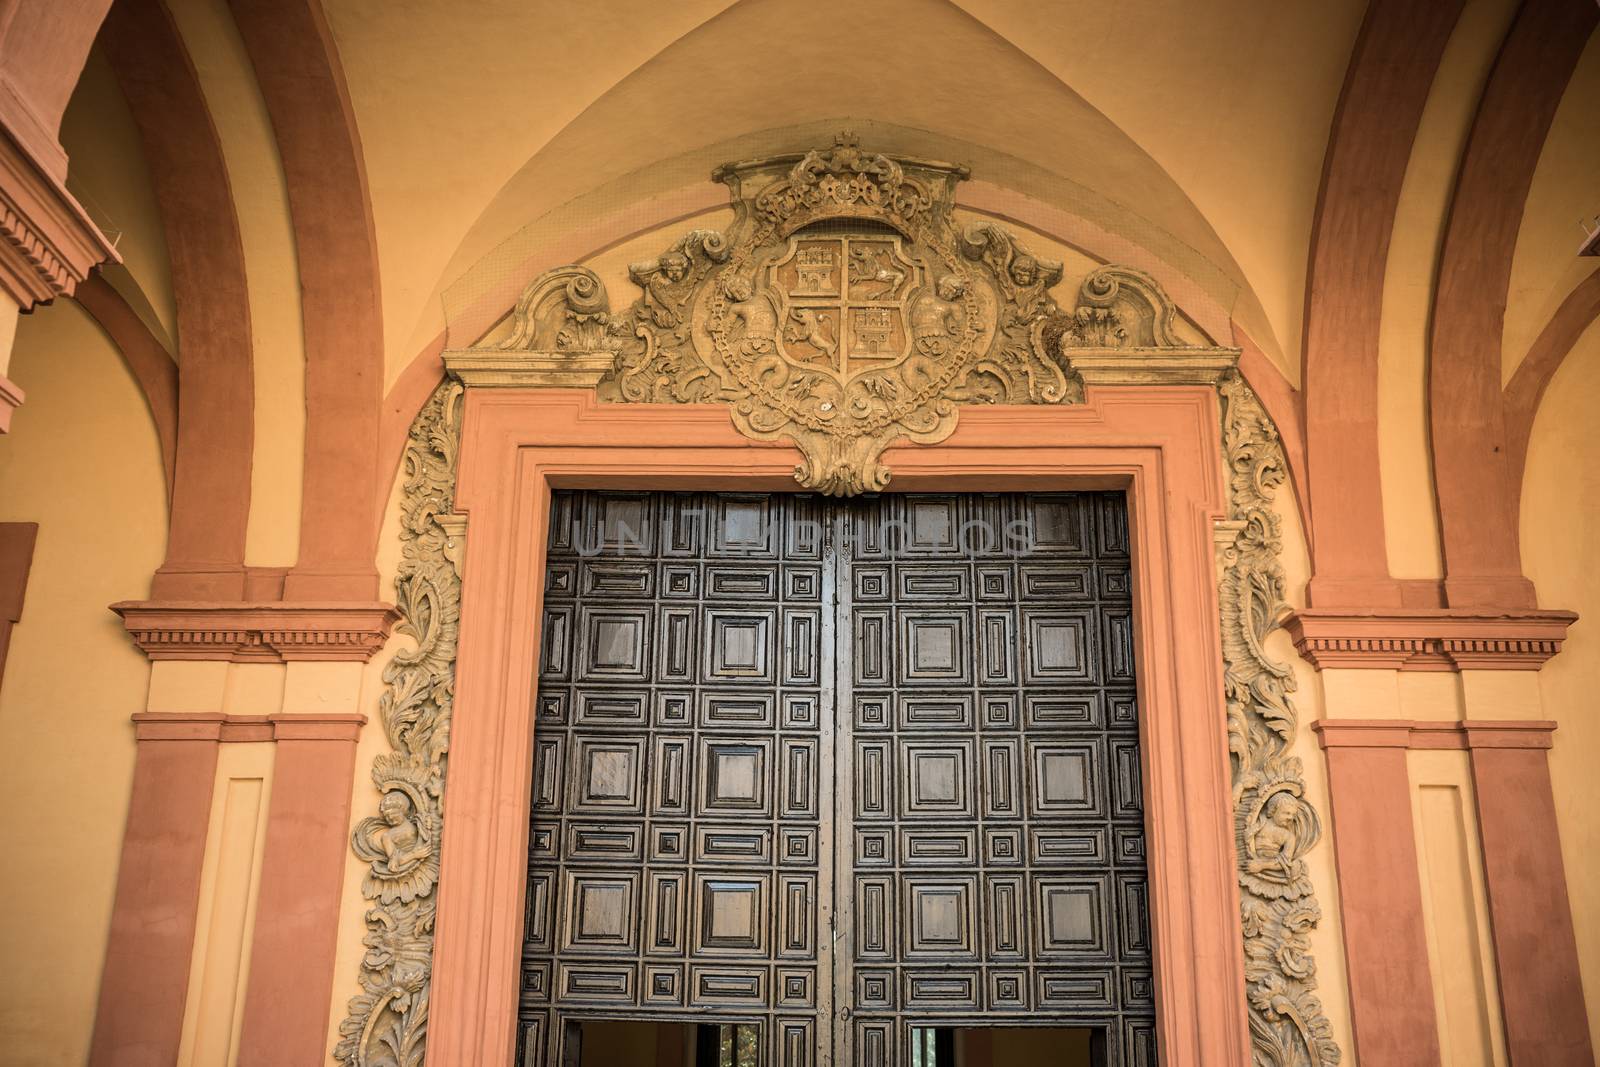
[[517, 491, 1155, 1066]]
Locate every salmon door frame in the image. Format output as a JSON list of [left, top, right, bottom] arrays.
[[424, 385, 1250, 1066]]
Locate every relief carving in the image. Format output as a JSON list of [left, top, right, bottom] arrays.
[[447, 134, 1241, 494], [335, 380, 463, 1067], [1217, 371, 1341, 1067], [377, 138, 1341, 1067]]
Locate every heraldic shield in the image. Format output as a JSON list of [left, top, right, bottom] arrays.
[[582, 135, 1089, 495], [764, 231, 924, 378]]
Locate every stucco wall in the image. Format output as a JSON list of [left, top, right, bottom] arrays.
[[1521, 320, 1600, 1046], [0, 301, 167, 1065]]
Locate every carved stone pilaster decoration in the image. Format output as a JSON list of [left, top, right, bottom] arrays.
[[335, 380, 464, 1067], [1217, 371, 1340, 1067], [445, 134, 1239, 496]]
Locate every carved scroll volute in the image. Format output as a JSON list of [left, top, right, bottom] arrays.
[[498, 266, 625, 352], [1063, 265, 1180, 348]]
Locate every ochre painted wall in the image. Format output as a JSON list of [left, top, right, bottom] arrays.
[[6, 2, 1598, 1061], [0, 301, 167, 1065], [1521, 320, 1600, 1046]]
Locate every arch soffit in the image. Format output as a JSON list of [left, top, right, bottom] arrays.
[[376, 151, 1309, 545], [391, 0, 1283, 378]]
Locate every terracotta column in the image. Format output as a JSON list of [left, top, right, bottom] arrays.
[[0, 522, 38, 687], [89, 714, 224, 1067], [1312, 721, 1443, 1066], [235, 713, 367, 1066], [1465, 722, 1593, 1067]]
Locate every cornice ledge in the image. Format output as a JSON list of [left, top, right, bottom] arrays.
[[443, 347, 613, 389], [0, 128, 120, 308], [1067, 344, 1240, 386], [1283, 608, 1578, 671], [111, 600, 400, 663]]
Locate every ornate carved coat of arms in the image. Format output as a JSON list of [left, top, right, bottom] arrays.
[[455, 133, 1232, 495]]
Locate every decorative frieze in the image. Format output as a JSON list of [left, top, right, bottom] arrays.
[[1283, 609, 1576, 671], [111, 601, 399, 662]]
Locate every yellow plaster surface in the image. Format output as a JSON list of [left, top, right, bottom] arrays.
[[324, 466, 407, 1056], [1519, 320, 1600, 1045], [1407, 750, 1507, 1067], [381, 0, 1286, 389], [1398, 671, 1465, 723], [222, 663, 287, 717], [954, 0, 1370, 380], [322, 0, 738, 375], [1318, 667, 1403, 721], [1265, 469, 1357, 1060], [282, 660, 365, 713], [1458, 670, 1544, 723], [149, 660, 231, 713], [166, 0, 306, 570], [175, 743, 274, 1067], [60, 47, 177, 351], [1502, 33, 1600, 385], [0, 302, 166, 1065], [0, 293, 17, 379]]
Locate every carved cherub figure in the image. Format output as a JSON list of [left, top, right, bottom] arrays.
[[1247, 793, 1303, 884], [960, 223, 1062, 328], [724, 275, 778, 353], [632, 250, 692, 328], [910, 274, 969, 355], [354, 788, 439, 903], [374, 792, 431, 872]]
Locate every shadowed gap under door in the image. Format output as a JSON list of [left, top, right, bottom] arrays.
[[562, 1020, 1097, 1064]]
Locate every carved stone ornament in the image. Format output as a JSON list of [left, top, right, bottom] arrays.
[[336, 380, 463, 1067], [1217, 372, 1341, 1067], [360, 140, 1338, 1067], [443, 133, 1235, 495]]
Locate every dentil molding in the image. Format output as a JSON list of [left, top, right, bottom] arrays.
[[112, 601, 400, 663], [1283, 608, 1577, 670], [0, 126, 119, 308]]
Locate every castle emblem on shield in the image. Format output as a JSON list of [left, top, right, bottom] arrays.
[[766, 233, 924, 377]]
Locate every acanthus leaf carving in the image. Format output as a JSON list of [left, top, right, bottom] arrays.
[[335, 379, 463, 1067], [1217, 370, 1341, 1067], [498, 265, 627, 353]]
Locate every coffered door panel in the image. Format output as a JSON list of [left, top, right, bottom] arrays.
[[520, 492, 833, 1067], [520, 491, 1152, 1067], [834, 493, 1153, 1067]]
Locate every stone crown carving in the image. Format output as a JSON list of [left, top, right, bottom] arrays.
[[444, 133, 1236, 495]]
